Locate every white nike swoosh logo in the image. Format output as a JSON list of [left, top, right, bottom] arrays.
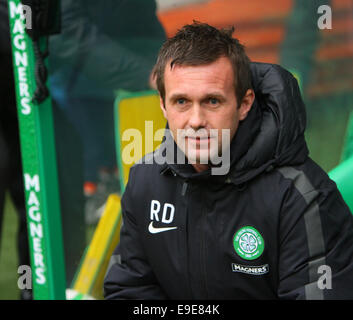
[[148, 221, 178, 234]]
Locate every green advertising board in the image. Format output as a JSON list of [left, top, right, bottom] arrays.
[[7, 0, 66, 299]]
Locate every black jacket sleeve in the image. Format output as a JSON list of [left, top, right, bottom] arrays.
[[277, 174, 353, 300], [104, 169, 168, 300]]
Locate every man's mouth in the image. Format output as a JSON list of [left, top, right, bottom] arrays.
[[186, 136, 210, 140], [185, 136, 212, 147]]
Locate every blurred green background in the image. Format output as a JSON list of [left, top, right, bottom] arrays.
[[0, 194, 19, 299], [0, 198, 96, 300]]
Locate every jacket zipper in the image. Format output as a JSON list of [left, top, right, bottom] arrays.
[[181, 180, 194, 299], [181, 180, 188, 196], [201, 188, 209, 299]]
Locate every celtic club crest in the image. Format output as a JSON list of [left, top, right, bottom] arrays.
[[233, 226, 265, 260]]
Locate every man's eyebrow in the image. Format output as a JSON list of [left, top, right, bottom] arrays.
[[168, 92, 226, 101], [168, 93, 190, 101], [202, 93, 226, 100]]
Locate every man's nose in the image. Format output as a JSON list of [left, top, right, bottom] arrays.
[[188, 104, 206, 130]]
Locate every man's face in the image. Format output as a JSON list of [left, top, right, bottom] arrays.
[[160, 56, 254, 170]]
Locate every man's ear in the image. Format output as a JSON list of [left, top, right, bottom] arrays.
[[239, 89, 255, 121], [160, 96, 167, 119]]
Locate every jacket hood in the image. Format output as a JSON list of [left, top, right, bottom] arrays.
[[228, 62, 309, 184], [159, 62, 309, 184]]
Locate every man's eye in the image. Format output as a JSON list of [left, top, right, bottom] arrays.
[[177, 98, 186, 104], [209, 98, 219, 105]]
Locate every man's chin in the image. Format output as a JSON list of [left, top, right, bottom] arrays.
[[184, 149, 211, 165]]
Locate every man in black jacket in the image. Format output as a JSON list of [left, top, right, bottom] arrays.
[[104, 23, 353, 299]]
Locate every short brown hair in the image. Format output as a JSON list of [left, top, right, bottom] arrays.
[[154, 22, 252, 107]]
